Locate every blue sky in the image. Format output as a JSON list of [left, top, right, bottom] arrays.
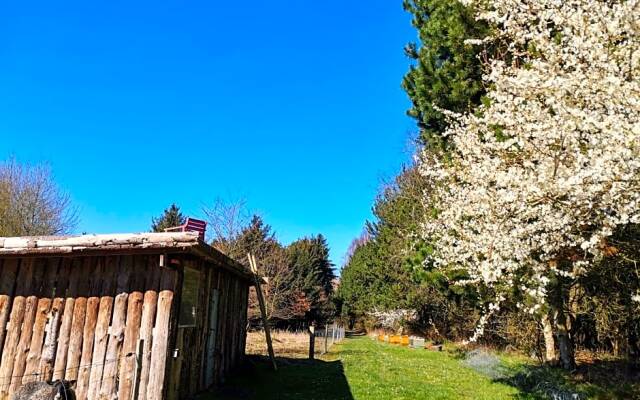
[[0, 1, 417, 269]]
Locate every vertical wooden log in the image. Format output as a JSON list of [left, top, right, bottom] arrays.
[[87, 256, 118, 400], [99, 258, 130, 399], [145, 290, 173, 400], [65, 298, 87, 380], [76, 258, 103, 400], [40, 299, 64, 381], [248, 254, 277, 371], [308, 325, 316, 360], [0, 259, 30, 400], [0, 260, 19, 357], [99, 293, 127, 399], [167, 329, 184, 400], [76, 297, 99, 400], [239, 284, 248, 358], [116, 290, 143, 400], [214, 272, 225, 384], [23, 298, 51, 383], [9, 297, 37, 391], [86, 297, 113, 400], [23, 259, 58, 384], [117, 256, 146, 400], [0, 302, 25, 399], [53, 260, 82, 381], [40, 258, 69, 381], [137, 260, 161, 400], [132, 340, 144, 400], [215, 273, 227, 384], [146, 269, 176, 400], [65, 258, 92, 382]]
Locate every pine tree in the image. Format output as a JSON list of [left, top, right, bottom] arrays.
[[151, 203, 186, 232], [287, 235, 335, 324], [402, 0, 489, 149]]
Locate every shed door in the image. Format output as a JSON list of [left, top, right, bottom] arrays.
[[205, 289, 220, 387]]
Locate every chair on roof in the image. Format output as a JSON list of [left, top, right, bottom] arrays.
[[164, 217, 207, 240]]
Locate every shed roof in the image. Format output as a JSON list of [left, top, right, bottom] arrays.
[[0, 232, 253, 281]]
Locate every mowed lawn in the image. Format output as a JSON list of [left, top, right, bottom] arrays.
[[337, 337, 520, 400], [206, 336, 522, 400]]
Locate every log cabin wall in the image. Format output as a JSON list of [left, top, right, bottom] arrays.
[[167, 258, 249, 400], [0, 255, 179, 400]]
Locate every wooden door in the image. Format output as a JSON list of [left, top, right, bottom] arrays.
[[204, 289, 219, 387]]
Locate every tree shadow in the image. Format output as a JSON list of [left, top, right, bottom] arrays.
[[203, 355, 354, 400], [496, 358, 640, 399]]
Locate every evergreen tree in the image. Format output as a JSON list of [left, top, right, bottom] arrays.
[[151, 203, 186, 232], [402, 0, 489, 149], [287, 235, 336, 323], [337, 166, 481, 337], [223, 215, 279, 264]]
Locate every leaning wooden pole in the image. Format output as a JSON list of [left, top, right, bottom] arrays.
[[248, 253, 277, 371]]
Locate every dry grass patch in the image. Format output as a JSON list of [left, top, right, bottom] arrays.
[[246, 330, 332, 358]]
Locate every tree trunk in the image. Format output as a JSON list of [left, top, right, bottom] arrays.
[[554, 307, 576, 370], [548, 270, 576, 371], [540, 313, 557, 364]]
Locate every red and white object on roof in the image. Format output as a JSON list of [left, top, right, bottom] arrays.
[[164, 217, 207, 240]]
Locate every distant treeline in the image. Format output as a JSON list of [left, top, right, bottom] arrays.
[[152, 203, 336, 328]]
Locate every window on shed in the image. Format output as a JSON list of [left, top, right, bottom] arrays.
[[179, 266, 201, 327]]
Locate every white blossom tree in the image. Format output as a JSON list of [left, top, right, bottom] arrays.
[[419, 0, 640, 369]]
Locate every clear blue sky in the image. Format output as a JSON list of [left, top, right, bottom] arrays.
[[0, 1, 417, 270]]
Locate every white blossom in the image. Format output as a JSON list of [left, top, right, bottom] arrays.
[[368, 308, 417, 329], [419, 0, 640, 335]]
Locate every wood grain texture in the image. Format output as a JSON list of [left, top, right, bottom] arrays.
[[0, 259, 19, 357], [76, 257, 103, 400]]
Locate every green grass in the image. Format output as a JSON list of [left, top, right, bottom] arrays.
[[204, 337, 638, 399], [206, 336, 519, 399], [337, 337, 521, 400]]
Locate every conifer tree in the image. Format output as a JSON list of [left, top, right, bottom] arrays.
[[151, 203, 186, 232], [402, 0, 488, 149]]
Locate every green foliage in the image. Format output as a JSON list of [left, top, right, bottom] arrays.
[[402, 0, 489, 149], [222, 215, 281, 264], [337, 166, 481, 338], [151, 203, 186, 232], [287, 235, 336, 323], [337, 167, 426, 325], [219, 215, 337, 326]]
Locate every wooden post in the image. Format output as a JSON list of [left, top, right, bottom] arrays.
[[323, 326, 328, 355], [332, 323, 336, 345], [132, 339, 144, 400], [247, 254, 277, 371], [308, 325, 315, 360]]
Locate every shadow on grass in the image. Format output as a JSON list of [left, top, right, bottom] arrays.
[[497, 359, 640, 400], [202, 355, 354, 400]]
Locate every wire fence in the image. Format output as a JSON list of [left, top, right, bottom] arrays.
[[316, 324, 346, 356], [245, 325, 346, 359]]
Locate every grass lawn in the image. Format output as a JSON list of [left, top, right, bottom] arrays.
[[206, 336, 521, 400], [337, 337, 521, 400], [204, 336, 638, 399]]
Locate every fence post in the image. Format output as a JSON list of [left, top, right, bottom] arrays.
[[323, 326, 328, 355], [308, 325, 315, 360], [332, 323, 337, 345]]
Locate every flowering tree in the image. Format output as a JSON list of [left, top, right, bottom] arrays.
[[420, 0, 640, 369], [368, 308, 417, 333]]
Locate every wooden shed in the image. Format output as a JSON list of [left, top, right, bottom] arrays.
[[0, 232, 253, 400]]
